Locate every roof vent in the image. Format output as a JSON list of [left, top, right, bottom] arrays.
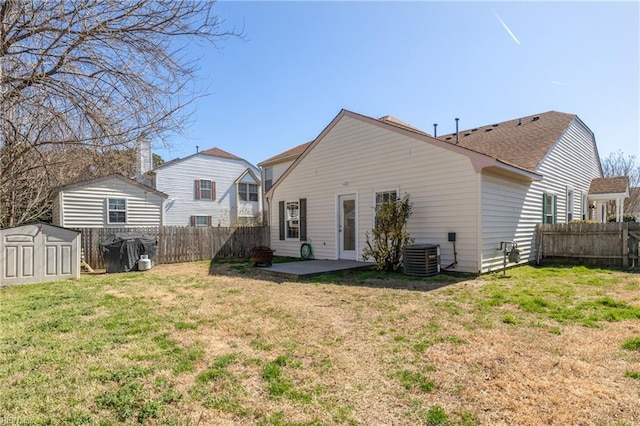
[[485, 128, 493, 132], [518, 118, 522, 126], [532, 116, 540, 121], [472, 128, 478, 132], [446, 136, 452, 140], [464, 132, 471, 136], [492, 124, 499, 127]]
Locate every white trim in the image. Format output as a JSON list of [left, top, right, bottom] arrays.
[[336, 192, 358, 260], [371, 188, 399, 228], [106, 197, 127, 224]]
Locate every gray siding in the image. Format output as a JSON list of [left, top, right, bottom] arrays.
[[55, 177, 165, 228], [155, 155, 261, 226]]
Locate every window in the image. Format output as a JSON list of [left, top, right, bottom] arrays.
[[191, 215, 211, 227], [279, 199, 306, 241], [542, 192, 557, 224], [286, 201, 299, 239], [264, 168, 273, 191], [108, 198, 126, 224], [375, 190, 397, 224], [566, 187, 574, 222], [238, 183, 259, 202], [194, 179, 215, 200], [375, 191, 397, 211]]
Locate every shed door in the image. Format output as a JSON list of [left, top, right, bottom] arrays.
[[338, 194, 357, 260], [2, 233, 37, 284]]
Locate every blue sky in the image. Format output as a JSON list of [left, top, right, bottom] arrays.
[[158, 1, 639, 168]]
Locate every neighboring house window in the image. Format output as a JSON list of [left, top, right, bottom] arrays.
[[286, 201, 299, 239], [194, 179, 216, 200], [542, 192, 557, 224], [238, 183, 259, 202], [191, 215, 211, 227], [264, 168, 273, 191], [375, 190, 398, 224], [108, 198, 126, 224], [278, 199, 307, 241], [566, 187, 574, 222]]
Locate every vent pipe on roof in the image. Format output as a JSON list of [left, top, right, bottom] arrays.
[[196, 145, 199, 153], [455, 118, 459, 144], [433, 123, 438, 137]]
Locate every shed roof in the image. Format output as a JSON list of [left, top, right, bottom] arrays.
[[52, 173, 168, 198]]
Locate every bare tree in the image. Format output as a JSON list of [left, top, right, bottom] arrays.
[[0, 0, 239, 227], [601, 150, 640, 220]]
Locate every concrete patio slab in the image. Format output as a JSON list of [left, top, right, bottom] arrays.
[[256, 259, 374, 279]]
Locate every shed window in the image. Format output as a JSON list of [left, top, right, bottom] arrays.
[[238, 183, 259, 202], [108, 198, 126, 224]]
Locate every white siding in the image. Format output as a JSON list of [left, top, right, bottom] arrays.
[[480, 118, 602, 272], [56, 177, 165, 228], [155, 155, 261, 226], [270, 115, 480, 272]]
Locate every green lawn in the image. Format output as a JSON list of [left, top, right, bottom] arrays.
[[1, 263, 639, 425]]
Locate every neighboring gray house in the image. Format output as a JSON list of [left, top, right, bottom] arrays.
[[1, 222, 80, 285], [151, 147, 262, 227], [264, 109, 607, 274], [52, 174, 168, 228]]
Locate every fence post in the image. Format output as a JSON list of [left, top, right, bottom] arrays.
[[622, 223, 629, 268]]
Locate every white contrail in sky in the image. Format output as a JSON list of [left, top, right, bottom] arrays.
[[494, 12, 520, 45], [551, 81, 566, 85]]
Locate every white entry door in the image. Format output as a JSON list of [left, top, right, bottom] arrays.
[[338, 195, 357, 260]]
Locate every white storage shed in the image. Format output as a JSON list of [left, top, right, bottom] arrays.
[[1, 222, 81, 286]]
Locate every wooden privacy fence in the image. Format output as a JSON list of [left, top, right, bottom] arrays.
[[78, 226, 270, 269], [536, 222, 640, 268]]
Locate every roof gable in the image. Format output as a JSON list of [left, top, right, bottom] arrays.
[[53, 173, 168, 198], [200, 147, 242, 160], [437, 111, 577, 171], [234, 168, 260, 184], [152, 147, 252, 172], [266, 109, 545, 197]]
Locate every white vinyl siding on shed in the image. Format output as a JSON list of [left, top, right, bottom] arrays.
[[55, 177, 164, 228], [269, 115, 480, 272]]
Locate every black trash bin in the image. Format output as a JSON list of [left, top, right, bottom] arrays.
[[99, 232, 158, 273]]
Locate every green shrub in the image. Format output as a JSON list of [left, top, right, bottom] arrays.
[[363, 193, 413, 272]]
